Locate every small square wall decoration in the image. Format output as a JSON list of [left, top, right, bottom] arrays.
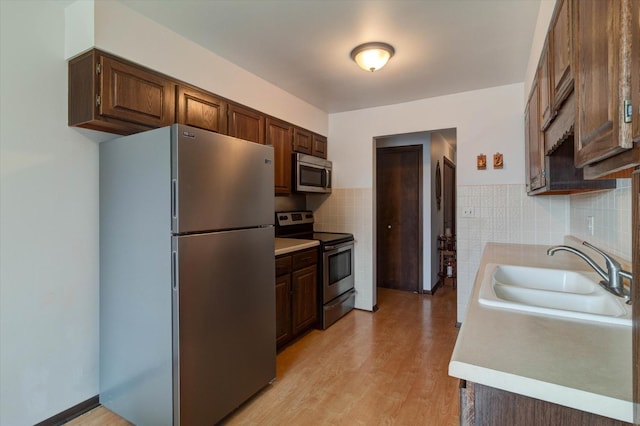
[[493, 153, 503, 169], [477, 154, 487, 170]]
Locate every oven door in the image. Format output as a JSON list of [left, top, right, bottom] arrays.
[[323, 241, 355, 303]]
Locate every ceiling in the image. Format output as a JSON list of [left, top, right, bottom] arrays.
[[117, 0, 541, 114]]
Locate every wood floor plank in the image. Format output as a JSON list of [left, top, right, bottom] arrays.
[[65, 287, 459, 425]]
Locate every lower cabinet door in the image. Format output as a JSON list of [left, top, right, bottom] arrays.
[[291, 264, 318, 335], [275, 274, 292, 348]]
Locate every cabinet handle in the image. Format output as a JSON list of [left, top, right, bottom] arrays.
[[623, 99, 632, 123]]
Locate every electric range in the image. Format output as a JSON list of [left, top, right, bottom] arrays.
[[275, 211, 355, 329]]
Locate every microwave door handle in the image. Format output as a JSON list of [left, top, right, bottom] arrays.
[[325, 169, 331, 189]]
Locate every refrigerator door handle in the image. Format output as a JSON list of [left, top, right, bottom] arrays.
[[172, 251, 177, 291], [171, 178, 177, 220]]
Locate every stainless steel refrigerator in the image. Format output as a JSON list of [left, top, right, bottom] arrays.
[[99, 124, 276, 425]]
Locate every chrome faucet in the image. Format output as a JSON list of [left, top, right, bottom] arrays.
[[547, 241, 633, 304]]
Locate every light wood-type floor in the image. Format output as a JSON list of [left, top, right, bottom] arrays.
[[66, 286, 460, 425]]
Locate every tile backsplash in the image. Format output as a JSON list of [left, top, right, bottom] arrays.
[[569, 179, 632, 261], [307, 189, 373, 310], [456, 184, 570, 318]]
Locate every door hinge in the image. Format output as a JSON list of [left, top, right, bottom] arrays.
[[623, 99, 632, 123], [96, 63, 101, 75], [95, 94, 101, 107]]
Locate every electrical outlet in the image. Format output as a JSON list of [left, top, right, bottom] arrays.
[[462, 208, 475, 218], [587, 216, 595, 236]]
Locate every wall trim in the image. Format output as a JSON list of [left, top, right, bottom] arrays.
[[34, 395, 99, 426]]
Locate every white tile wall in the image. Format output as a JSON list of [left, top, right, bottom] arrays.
[[307, 189, 374, 310], [456, 184, 570, 320], [569, 179, 633, 261]]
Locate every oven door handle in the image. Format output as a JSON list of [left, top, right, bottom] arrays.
[[324, 241, 354, 251]]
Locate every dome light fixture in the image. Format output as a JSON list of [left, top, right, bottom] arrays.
[[350, 42, 395, 72]]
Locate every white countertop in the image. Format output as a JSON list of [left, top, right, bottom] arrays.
[[448, 242, 633, 423], [274, 238, 319, 256]]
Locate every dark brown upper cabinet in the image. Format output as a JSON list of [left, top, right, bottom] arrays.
[[176, 85, 227, 134], [227, 102, 265, 144], [539, 40, 553, 130], [632, 0, 640, 145], [293, 127, 313, 155], [549, 0, 574, 112], [312, 134, 328, 159], [525, 75, 546, 193], [69, 49, 329, 186], [574, 0, 635, 171], [266, 117, 293, 196], [69, 49, 175, 135]]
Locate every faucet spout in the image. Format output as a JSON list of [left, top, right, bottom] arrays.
[[546, 245, 608, 282], [547, 241, 633, 304]]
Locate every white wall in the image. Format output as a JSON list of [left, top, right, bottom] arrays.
[[329, 83, 525, 318], [0, 2, 100, 425]]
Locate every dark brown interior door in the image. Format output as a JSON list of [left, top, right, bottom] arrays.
[[443, 157, 456, 236], [376, 145, 422, 292]]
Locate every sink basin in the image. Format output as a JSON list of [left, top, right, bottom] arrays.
[[478, 264, 631, 326]]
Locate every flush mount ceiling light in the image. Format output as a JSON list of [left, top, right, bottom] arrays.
[[350, 42, 395, 72]]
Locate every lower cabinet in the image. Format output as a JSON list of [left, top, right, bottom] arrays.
[[275, 247, 318, 350], [460, 381, 631, 426]]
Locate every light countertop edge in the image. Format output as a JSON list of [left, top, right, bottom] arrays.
[[275, 238, 319, 256], [448, 242, 633, 423]]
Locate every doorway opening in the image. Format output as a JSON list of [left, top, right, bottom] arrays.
[[373, 129, 457, 300]]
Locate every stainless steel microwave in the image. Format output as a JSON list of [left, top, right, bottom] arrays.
[[294, 153, 332, 193]]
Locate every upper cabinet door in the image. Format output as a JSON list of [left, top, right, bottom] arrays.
[[539, 40, 553, 130], [293, 128, 312, 154], [574, 0, 633, 167], [525, 76, 546, 192], [312, 134, 327, 159], [550, 0, 574, 111], [99, 55, 175, 128], [227, 103, 266, 144], [266, 117, 293, 196], [176, 86, 227, 134]]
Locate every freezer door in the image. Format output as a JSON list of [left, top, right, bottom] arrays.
[[172, 226, 276, 425], [171, 125, 274, 234]]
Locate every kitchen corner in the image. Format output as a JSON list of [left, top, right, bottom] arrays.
[[449, 242, 633, 423]]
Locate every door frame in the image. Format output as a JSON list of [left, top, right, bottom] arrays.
[[374, 144, 423, 294]]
